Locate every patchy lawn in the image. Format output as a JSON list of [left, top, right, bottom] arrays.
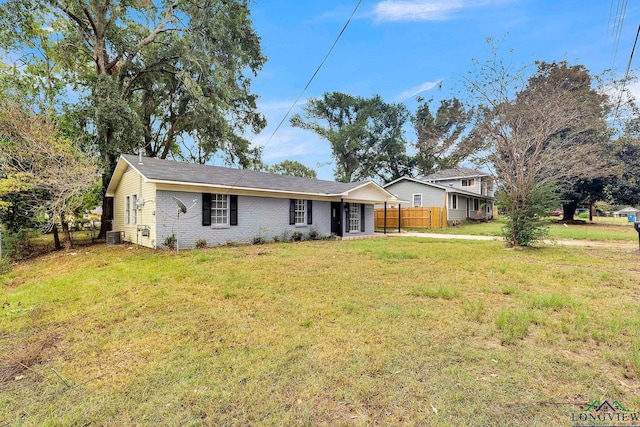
[[420, 217, 638, 242], [1, 238, 639, 426]]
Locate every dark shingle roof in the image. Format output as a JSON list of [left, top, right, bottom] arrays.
[[121, 154, 367, 195], [421, 167, 488, 181]]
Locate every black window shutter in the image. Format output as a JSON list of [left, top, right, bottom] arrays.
[[230, 195, 238, 226], [202, 193, 211, 226], [307, 200, 313, 224], [345, 203, 350, 233], [360, 203, 365, 232], [289, 199, 295, 225]]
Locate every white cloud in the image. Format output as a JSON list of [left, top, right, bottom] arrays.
[[372, 0, 510, 22], [396, 79, 443, 101]]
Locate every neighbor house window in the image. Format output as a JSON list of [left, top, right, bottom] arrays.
[[349, 203, 361, 232], [211, 194, 228, 225], [451, 194, 458, 209], [295, 199, 306, 224], [462, 179, 475, 187], [413, 193, 422, 207]]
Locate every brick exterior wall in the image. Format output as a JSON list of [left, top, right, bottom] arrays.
[[154, 190, 375, 249]]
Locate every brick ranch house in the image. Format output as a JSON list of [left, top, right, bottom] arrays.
[[105, 154, 399, 249]]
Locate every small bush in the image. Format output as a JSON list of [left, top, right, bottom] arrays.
[[272, 235, 280, 243], [252, 236, 266, 245], [195, 239, 208, 249], [307, 228, 322, 240], [578, 212, 589, 219], [164, 234, 176, 250], [291, 231, 303, 242]]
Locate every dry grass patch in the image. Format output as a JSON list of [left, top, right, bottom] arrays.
[[1, 239, 640, 425]]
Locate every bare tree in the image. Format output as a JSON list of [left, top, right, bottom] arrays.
[[0, 102, 100, 249], [466, 57, 614, 246]]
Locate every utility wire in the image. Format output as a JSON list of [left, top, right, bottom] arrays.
[[614, 23, 640, 115], [223, 0, 363, 194]]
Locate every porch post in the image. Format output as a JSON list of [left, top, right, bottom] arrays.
[[339, 198, 344, 237], [383, 201, 387, 234]]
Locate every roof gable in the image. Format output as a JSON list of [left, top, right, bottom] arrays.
[[421, 167, 490, 181]]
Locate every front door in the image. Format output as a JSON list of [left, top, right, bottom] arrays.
[[331, 202, 342, 237]]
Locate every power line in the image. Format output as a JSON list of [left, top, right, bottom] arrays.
[[223, 0, 363, 194], [614, 23, 640, 115]]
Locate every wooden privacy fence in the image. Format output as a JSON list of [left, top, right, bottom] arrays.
[[375, 206, 448, 230]]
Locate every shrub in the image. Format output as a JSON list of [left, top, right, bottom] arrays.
[[291, 231, 303, 242], [252, 235, 266, 245], [164, 234, 176, 250], [195, 238, 208, 249], [307, 227, 322, 240]]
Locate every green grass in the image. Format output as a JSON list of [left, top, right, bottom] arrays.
[[1, 239, 640, 425], [419, 217, 638, 242]]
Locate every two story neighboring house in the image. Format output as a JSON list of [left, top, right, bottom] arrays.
[[384, 167, 494, 223]]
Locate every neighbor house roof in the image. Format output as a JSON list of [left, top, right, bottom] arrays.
[[615, 206, 640, 213], [106, 154, 398, 203], [383, 176, 493, 200], [421, 167, 490, 181]]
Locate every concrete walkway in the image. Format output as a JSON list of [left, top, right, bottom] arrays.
[[383, 231, 639, 250]]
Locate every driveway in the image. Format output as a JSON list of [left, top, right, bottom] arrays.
[[383, 232, 639, 250]]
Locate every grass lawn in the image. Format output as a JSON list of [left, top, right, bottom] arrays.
[[1, 239, 640, 425], [418, 217, 638, 242]]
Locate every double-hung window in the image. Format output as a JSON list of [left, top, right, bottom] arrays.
[[294, 199, 306, 225], [412, 193, 422, 207], [125, 195, 137, 225], [349, 203, 361, 232], [202, 193, 237, 227], [211, 194, 229, 225]]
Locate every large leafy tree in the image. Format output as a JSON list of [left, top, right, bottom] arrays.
[[268, 160, 317, 179], [0, 0, 266, 236], [291, 92, 411, 183], [413, 97, 477, 176], [467, 59, 613, 246]]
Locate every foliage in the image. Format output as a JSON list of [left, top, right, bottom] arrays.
[[164, 234, 176, 250], [497, 184, 557, 246], [291, 231, 303, 242], [413, 97, 478, 176], [194, 238, 208, 249], [0, 102, 100, 248], [466, 53, 614, 246], [291, 92, 412, 183], [267, 160, 317, 179]]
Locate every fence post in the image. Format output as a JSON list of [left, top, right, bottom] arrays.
[[383, 202, 387, 234], [398, 204, 402, 233]]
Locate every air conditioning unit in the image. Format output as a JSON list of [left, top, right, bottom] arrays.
[[106, 231, 123, 245]]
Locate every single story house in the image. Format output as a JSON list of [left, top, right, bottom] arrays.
[[613, 206, 640, 218], [384, 168, 494, 222], [105, 154, 399, 249]]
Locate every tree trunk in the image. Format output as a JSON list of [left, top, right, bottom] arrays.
[[51, 223, 61, 251], [589, 201, 594, 222], [60, 212, 73, 249], [562, 200, 578, 221], [97, 196, 113, 239]]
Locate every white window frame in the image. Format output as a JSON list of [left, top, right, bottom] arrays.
[[132, 194, 137, 225], [451, 194, 458, 210], [125, 194, 138, 225], [412, 193, 423, 207], [294, 199, 306, 225], [349, 203, 361, 232], [125, 196, 131, 225], [211, 194, 229, 226]]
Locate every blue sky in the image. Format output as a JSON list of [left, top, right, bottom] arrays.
[[240, 0, 640, 181]]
